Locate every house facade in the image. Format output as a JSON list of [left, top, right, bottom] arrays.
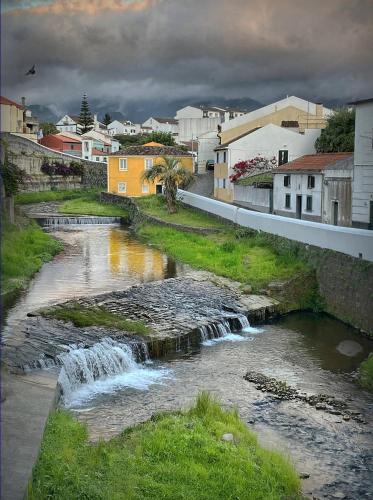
[[219, 96, 332, 145], [107, 142, 193, 197], [214, 124, 320, 202], [107, 120, 141, 136], [273, 153, 353, 226], [142, 117, 178, 136], [0, 96, 39, 140], [56, 115, 82, 134], [349, 98, 373, 229], [175, 105, 247, 143], [39, 133, 82, 156]]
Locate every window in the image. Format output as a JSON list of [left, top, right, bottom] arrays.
[[142, 183, 149, 194], [306, 195, 312, 211], [71, 144, 74, 150], [119, 158, 128, 171], [278, 150, 289, 166], [223, 178, 226, 189], [118, 182, 126, 193], [284, 175, 291, 187], [216, 152, 220, 163], [145, 158, 153, 170], [307, 175, 315, 189], [96, 157, 99, 161], [85, 142, 89, 151], [223, 151, 227, 163], [285, 194, 291, 208]]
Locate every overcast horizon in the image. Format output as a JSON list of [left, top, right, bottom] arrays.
[[2, 0, 373, 122]]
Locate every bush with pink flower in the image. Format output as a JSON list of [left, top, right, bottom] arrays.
[[229, 156, 277, 182]]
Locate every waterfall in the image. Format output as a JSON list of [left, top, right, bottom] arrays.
[[43, 216, 122, 226], [58, 338, 170, 406], [199, 313, 262, 345]]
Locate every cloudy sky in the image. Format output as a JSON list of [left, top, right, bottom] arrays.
[[2, 0, 373, 120]]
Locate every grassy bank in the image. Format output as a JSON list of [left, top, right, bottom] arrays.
[[137, 195, 225, 229], [40, 303, 151, 336], [15, 189, 100, 205], [358, 354, 373, 391], [59, 195, 128, 217], [137, 223, 307, 291], [29, 393, 300, 499], [1, 217, 63, 297]]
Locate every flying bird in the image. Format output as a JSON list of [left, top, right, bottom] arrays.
[[25, 65, 36, 75]]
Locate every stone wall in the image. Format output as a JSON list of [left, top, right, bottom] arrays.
[[1, 132, 107, 191]]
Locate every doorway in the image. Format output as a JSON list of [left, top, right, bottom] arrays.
[[333, 201, 339, 226], [156, 184, 163, 194], [296, 195, 302, 219]]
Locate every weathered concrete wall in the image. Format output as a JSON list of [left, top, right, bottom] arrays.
[[234, 185, 271, 213], [1, 132, 107, 191]]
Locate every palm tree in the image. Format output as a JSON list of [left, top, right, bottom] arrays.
[[142, 156, 194, 213]]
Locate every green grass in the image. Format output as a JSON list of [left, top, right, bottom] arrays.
[[359, 354, 373, 391], [40, 303, 151, 335], [15, 189, 101, 205], [1, 218, 63, 296], [40, 303, 151, 336], [29, 393, 300, 500], [137, 224, 307, 291], [236, 173, 274, 186], [59, 197, 128, 217], [136, 195, 226, 229]]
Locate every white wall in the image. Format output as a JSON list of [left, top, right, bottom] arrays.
[[273, 172, 322, 218], [178, 118, 220, 143], [352, 101, 373, 227], [142, 117, 178, 134], [197, 130, 219, 173], [234, 185, 271, 212], [178, 190, 373, 261]]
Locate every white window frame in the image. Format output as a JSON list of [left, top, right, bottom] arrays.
[[119, 158, 128, 171], [142, 183, 149, 194], [144, 158, 153, 170], [118, 182, 126, 193]]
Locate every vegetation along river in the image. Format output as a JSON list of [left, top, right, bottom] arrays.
[[4, 224, 373, 499]]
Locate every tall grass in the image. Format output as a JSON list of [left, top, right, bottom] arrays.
[[1, 218, 63, 295], [59, 196, 128, 217], [359, 354, 373, 391], [29, 393, 300, 499]]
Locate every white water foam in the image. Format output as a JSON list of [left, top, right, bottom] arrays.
[[199, 313, 264, 346], [58, 338, 171, 407]]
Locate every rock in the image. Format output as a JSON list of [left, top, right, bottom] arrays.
[[299, 472, 310, 479], [342, 415, 350, 421], [241, 285, 252, 295], [332, 492, 346, 499], [221, 433, 234, 443], [315, 403, 326, 410]]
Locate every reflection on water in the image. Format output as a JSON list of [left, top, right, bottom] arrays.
[[3, 225, 185, 337]]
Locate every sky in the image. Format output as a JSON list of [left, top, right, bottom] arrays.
[[2, 0, 373, 121]]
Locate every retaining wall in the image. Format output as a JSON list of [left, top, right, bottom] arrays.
[[1, 132, 107, 191], [178, 190, 373, 262]]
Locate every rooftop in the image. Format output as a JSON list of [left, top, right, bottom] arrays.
[[215, 127, 262, 150], [274, 152, 353, 173], [0, 96, 24, 110], [348, 97, 373, 106], [153, 117, 178, 124], [55, 134, 81, 144], [110, 142, 192, 157]]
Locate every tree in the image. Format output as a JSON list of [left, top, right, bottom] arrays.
[[140, 131, 176, 146], [315, 107, 355, 153], [39, 122, 58, 136], [78, 94, 94, 134], [142, 156, 194, 213], [103, 113, 112, 126], [114, 134, 143, 147]]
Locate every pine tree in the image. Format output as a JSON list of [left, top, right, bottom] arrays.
[[79, 94, 94, 134], [103, 113, 112, 126]]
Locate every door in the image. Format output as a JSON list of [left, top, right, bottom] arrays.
[[296, 195, 302, 219], [333, 201, 339, 226], [278, 150, 289, 166], [156, 184, 163, 194]]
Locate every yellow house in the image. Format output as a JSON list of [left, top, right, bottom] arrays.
[[0, 96, 39, 140], [107, 142, 194, 197]]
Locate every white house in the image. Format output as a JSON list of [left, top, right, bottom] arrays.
[[56, 115, 82, 134], [141, 117, 178, 136], [349, 98, 373, 229], [214, 123, 321, 202], [175, 105, 247, 143], [107, 120, 141, 136], [273, 153, 353, 226]]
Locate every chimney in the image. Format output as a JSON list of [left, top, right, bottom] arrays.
[[315, 103, 323, 117], [21, 97, 26, 107]]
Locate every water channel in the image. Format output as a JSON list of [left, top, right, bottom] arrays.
[[4, 224, 373, 499]]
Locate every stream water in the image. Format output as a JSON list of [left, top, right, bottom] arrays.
[[4, 224, 373, 499]]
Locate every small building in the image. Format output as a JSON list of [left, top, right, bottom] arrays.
[[39, 133, 82, 156], [0, 96, 39, 140], [213, 123, 321, 202], [142, 117, 178, 136], [56, 115, 82, 134], [107, 120, 141, 136], [273, 152, 353, 226], [349, 98, 373, 229], [107, 142, 193, 197]]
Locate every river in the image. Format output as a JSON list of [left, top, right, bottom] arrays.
[[4, 224, 373, 499]]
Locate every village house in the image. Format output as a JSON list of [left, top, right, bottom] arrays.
[[349, 98, 373, 229], [141, 117, 179, 137], [219, 96, 332, 145], [56, 113, 107, 135], [175, 104, 247, 143], [107, 120, 141, 136], [107, 142, 193, 197], [272, 152, 353, 226], [39, 133, 82, 156], [213, 123, 321, 202], [0, 96, 39, 140]]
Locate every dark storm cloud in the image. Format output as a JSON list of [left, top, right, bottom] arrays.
[[2, 0, 373, 118]]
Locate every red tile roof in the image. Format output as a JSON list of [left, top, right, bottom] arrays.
[[92, 148, 107, 156], [56, 134, 81, 144], [274, 153, 353, 172], [0, 96, 24, 110]]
